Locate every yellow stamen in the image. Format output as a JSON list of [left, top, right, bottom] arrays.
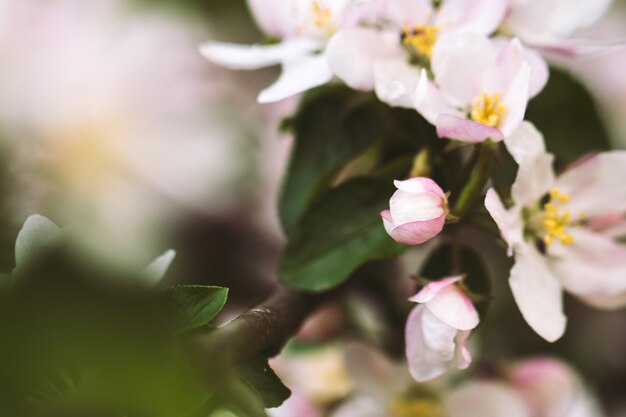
[[388, 398, 442, 417], [542, 189, 576, 246], [549, 187, 570, 203], [470, 92, 507, 128], [311, 0, 333, 32], [401, 25, 440, 59]]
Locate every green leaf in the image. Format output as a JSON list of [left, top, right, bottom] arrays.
[[526, 67, 611, 166], [279, 85, 386, 236], [237, 356, 291, 409], [280, 178, 404, 292], [165, 285, 229, 332]]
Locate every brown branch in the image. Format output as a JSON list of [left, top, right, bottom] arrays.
[[191, 286, 322, 373]]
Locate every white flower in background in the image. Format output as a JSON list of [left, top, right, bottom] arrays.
[[508, 358, 606, 417], [444, 357, 605, 417], [270, 344, 354, 406], [503, 0, 614, 56], [485, 122, 626, 342], [326, 0, 508, 107], [0, 0, 251, 269], [330, 343, 443, 417], [200, 0, 374, 103], [381, 177, 448, 245], [406, 276, 478, 382], [414, 33, 535, 143], [267, 393, 323, 417], [7, 215, 175, 286]]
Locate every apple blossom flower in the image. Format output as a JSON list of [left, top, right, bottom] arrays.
[[200, 0, 373, 103], [326, 0, 509, 107], [406, 276, 479, 382], [503, 0, 614, 56], [444, 357, 605, 417], [267, 393, 323, 417], [380, 177, 448, 245], [270, 344, 354, 405], [8, 215, 175, 286], [0, 0, 252, 268], [485, 121, 626, 342], [509, 358, 606, 417], [414, 32, 533, 143], [330, 343, 442, 417]]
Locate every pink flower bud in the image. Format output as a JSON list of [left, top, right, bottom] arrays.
[[380, 177, 448, 245]]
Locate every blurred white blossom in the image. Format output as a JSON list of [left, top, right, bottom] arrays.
[[0, 0, 258, 268]]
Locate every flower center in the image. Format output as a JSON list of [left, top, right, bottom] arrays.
[[301, 0, 335, 37], [387, 397, 441, 417], [401, 25, 440, 59], [542, 188, 577, 246], [470, 92, 506, 128]]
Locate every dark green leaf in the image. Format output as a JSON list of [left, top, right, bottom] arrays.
[[165, 285, 228, 332], [279, 85, 386, 236], [280, 178, 404, 292], [237, 356, 291, 409]]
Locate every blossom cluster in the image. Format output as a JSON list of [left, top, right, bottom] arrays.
[[202, 0, 623, 388], [200, 0, 609, 142]]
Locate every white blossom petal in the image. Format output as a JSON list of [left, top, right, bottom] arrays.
[[326, 28, 397, 91], [15, 214, 62, 267], [425, 286, 479, 331], [484, 188, 524, 253], [547, 229, 626, 310], [509, 243, 567, 342], [142, 249, 176, 286], [199, 37, 322, 70], [373, 58, 420, 108], [406, 305, 460, 382], [258, 53, 333, 103], [554, 151, 626, 218], [432, 32, 497, 106], [414, 69, 464, 125], [389, 189, 445, 225], [436, 0, 508, 36], [445, 382, 531, 417]]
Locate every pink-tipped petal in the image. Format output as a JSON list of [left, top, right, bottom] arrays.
[[436, 114, 504, 142], [425, 286, 479, 331], [409, 276, 463, 304], [394, 177, 446, 198], [388, 214, 446, 245], [380, 210, 396, 236]]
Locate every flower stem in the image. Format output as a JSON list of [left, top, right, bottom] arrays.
[[452, 142, 497, 218]]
